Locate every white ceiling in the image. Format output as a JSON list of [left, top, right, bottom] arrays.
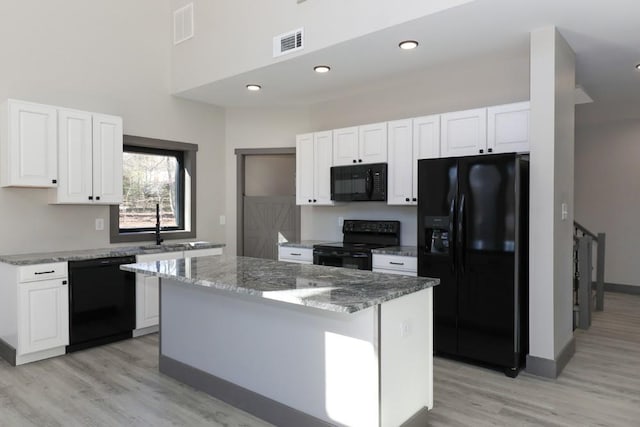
[[176, 0, 640, 126]]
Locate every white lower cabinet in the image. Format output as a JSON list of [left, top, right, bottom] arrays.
[[278, 246, 313, 264], [372, 254, 417, 277], [0, 261, 69, 365], [135, 248, 223, 334], [18, 278, 69, 355]]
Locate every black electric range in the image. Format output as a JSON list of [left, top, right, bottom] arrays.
[[313, 220, 400, 270]]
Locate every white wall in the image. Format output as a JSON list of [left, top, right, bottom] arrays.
[[575, 119, 640, 287], [528, 27, 575, 364], [170, 0, 474, 93], [0, 0, 226, 255]]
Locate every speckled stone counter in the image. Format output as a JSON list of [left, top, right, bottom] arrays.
[[278, 240, 334, 249], [0, 242, 224, 266], [122, 254, 437, 314], [372, 245, 418, 257]]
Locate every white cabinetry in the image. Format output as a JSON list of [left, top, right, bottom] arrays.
[[53, 110, 123, 204], [440, 108, 488, 158], [333, 123, 387, 166], [296, 132, 333, 206], [278, 246, 313, 264], [0, 261, 69, 365], [487, 101, 530, 154], [134, 248, 223, 335], [0, 99, 58, 188], [387, 116, 440, 205], [372, 254, 417, 276]]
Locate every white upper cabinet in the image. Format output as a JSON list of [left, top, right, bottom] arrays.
[[92, 114, 123, 204], [358, 122, 387, 164], [333, 123, 387, 166], [53, 111, 123, 204], [1, 100, 58, 188], [296, 132, 334, 206], [440, 108, 487, 158], [332, 126, 358, 166], [487, 101, 530, 154], [388, 115, 440, 205]]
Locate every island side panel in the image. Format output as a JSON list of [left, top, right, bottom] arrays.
[[380, 288, 433, 426], [160, 279, 380, 427]]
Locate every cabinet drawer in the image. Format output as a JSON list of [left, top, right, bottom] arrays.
[[19, 262, 68, 282], [372, 255, 417, 274], [278, 247, 313, 264], [184, 247, 223, 257], [136, 251, 184, 263], [373, 267, 417, 277]]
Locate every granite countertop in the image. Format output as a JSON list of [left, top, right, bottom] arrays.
[[0, 242, 225, 266], [121, 254, 438, 314], [279, 240, 335, 249], [372, 246, 418, 257]]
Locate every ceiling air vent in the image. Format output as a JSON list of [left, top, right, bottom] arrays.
[[174, 3, 194, 45], [273, 28, 304, 57]]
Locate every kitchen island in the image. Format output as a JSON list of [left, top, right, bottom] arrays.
[[122, 255, 438, 427]]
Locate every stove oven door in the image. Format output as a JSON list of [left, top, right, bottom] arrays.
[[313, 249, 372, 270]]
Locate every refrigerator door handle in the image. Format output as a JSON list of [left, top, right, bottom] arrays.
[[449, 197, 456, 273], [458, 194, 465, 275]]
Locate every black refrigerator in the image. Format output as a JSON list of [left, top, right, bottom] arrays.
[[417, 153, 529, 377]]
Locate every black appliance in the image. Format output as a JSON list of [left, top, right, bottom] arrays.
[[331, 163, 387, 202], [313, 219, 400, 270], [67, 256, 136, 353], [417, 153, 529, 377]]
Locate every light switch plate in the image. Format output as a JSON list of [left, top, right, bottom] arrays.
[[219, 215, 226, 225], [95, 218, 105, 231]]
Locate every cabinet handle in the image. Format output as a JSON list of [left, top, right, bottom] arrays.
[[88, 196, 93, 200], [62, 280, 68, 285], [313, 199, 317, 203], [358, 159, 363, 163], [308, 199, 312, 203], [488, 148, 493, 153], [96, 196, 101, 200], [290, 253, 302, 256], [405, 198, 410, 202], [52, 179, 57, 184], [35, 270, 55, 275], [412, 198, 417, 202], [479, 149, 484, 154], [389, 262, 405, 266], [352, 159, 357, 163]]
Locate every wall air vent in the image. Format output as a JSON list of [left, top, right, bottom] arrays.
[[273, 28, 304, 57], [174, 3, 194, 45]]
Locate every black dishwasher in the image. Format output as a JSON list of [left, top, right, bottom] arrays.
[[67, 256, 136, 353]]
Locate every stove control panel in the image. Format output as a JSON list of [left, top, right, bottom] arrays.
[[343, 220, 400, 235]]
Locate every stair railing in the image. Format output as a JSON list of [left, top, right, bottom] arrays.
[[573, 221, 606, 329]]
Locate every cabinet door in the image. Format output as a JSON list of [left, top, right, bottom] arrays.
[[359, 122, 387, 164], [92, 114, 123, 204], [440, 108, 487, 157], [314, 131, 334, 205], [136, 274, 160, 329], [18, 279, 69, 355], [413, 115, 441, 202], [487, 102, 530, 154], [296, 134, 315, 205], [387, 120, 414, 205], [332, 126, 358, 166], [3, 100, 58, 187], [56, 109, 93, 203]]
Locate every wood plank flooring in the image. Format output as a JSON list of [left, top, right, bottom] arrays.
[[0, 291, 638, 426]]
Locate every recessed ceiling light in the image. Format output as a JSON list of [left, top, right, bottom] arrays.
[[246, 84, 262, 91], [399, 40, 419, 50], [636, 63, 640, 70], [314, 65, 331, 73]]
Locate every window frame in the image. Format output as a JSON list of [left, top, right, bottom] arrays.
[[110, 135, 198, 244]]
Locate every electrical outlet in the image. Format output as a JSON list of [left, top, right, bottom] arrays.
[[338, 216, 344, 227], [95, 218, 104, 231], [400, 319, 412, 338], [561, 202, 568, 220], [219, 215, 226, 225]]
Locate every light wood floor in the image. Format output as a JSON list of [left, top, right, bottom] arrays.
[[1, 292, 638, 426]]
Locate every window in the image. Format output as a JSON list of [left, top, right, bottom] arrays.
[[110, 135, 197, 243]]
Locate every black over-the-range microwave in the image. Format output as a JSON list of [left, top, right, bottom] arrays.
[[330, 163, 387, 202]]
